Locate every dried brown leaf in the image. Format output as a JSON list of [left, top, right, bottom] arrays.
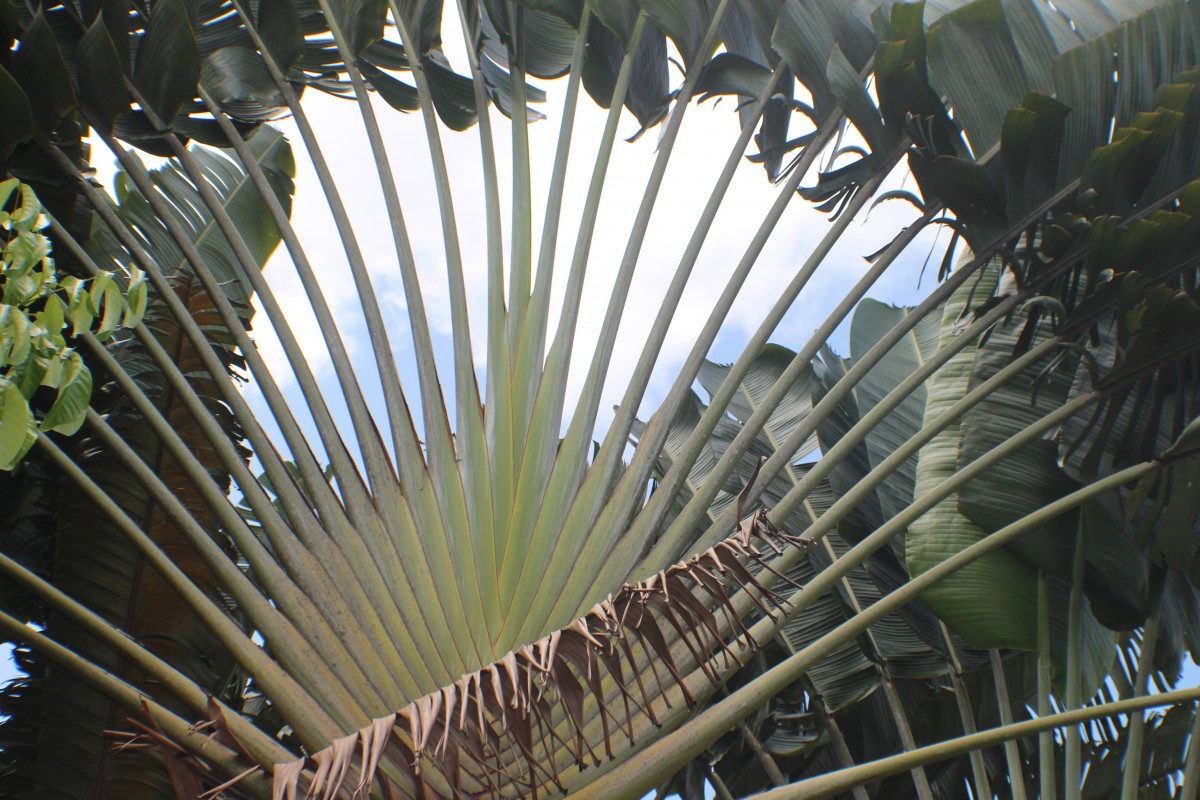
[[272, 513, 809, 798]]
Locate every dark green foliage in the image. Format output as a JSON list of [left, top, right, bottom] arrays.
[[0, 132, 293, 800]]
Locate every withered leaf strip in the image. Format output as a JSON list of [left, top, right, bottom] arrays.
[[267, 512, 809, 799]]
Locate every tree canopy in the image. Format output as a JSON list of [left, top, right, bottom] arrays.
[[2, 0, 1200, 798]]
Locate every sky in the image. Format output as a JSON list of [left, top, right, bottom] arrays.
[[237, 77, 932, 450]]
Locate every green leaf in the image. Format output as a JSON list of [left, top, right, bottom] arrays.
[[587, 0, 639, 46], [826, 43, 886, 156], [907, 261, 1038, 650], [907, 266, 1130, 693], [91, 273, 125, 338], [0, 177, 18, 211], [642, 0, 719, 71], [925, 0, 1038, 156], [326, 0, 387, 57], [525, 8, 582, 78], [62, 276, 96, 336], [581, 19, 670, 129], [0, 383, 36, 470], [811, 346, 888, 544], [694, 52, 774, 101], [87, 127, 295, 309], [780, 544, 881, 712], [484, 5, 580, 79], [122, 267, 147, 328], [77, 17, 131, 129], [200, 46, 285, 110], [257, 0, 304, 69], [1083, 107, 1187, 211], [848, 300, 940, 523], [133, 0, 200, 123], [920, 155, 1008, 248], [771, 0, 874, 122], [359, 59, 420, 111], [424, 58, 479, 130], [1154, 417, 1200, 569], [390, 0, 443, 54], [0, 0, 15, 51], [952, 302, 1127, 689], [999, 91, 1069, 222], [696, 345, 819, 470], [0, 65, 34, 163], [11, 11, 77, 134], [39, 352, 92, 436], [81, 0, 132, 74], [35, 295, 66, 350], [957, 317, 1080, 575], [514, 0, 583, 27]]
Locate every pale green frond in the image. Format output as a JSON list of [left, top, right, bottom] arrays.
[[5, 0, 1200, 797]]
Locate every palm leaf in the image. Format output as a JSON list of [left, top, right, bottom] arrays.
[[4, 0, 1200, 798]]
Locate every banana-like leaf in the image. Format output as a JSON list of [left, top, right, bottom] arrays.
[[811, 344, 889, 546], [956, 300, 1152, 638], [639, 344, 994, 795], [906, 264, 1117, 692], [848, 300, 941, 524], [86, 128, 293, 311], [1079, 700, 1197, 798], [0, 132, 292, 798]]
